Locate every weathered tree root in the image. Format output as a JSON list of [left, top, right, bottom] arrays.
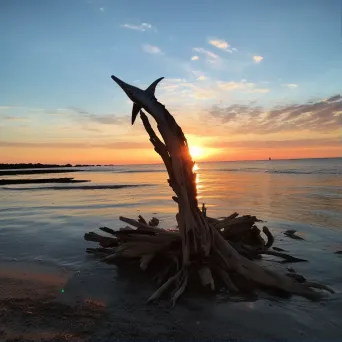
[[260, 250, 308, 263], [85, 213, 334, 303]]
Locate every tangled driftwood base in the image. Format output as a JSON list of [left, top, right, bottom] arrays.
[[85, 213, 333, 305], [84, 75, 333, 305]]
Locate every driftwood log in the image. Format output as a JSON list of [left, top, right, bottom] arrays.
[[84, 75, 333, 305]]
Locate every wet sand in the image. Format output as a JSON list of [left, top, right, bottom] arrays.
[[1, 260, 341, 342], [0, 262, 105, 341]]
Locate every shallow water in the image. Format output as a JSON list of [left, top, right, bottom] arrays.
[[1, 158, 342, 339]]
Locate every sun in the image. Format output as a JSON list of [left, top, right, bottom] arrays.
[[189, 145, 204, 159]]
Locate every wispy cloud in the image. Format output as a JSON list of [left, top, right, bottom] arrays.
[[209, 38, 229, 50], [191, 55, 199, 61], [69, 107, 125, 125], [325, 95, 340, 102], [193, 47, 219, 60], [157, 78, 270, 106], [191, 45, 252, 72], [99, 7, 104, 12], [0, 106, 13, 111], [158, 78, 216, 102], [208, 94, 341, 135], [250, 88, 270, 93], [121, 22, 155, 32], [2, 115, 31, 122], [218, 81, 248, 91], [142, 44, 162, 54], [217, 81, 269, 93], [286, 84, 299, 88], [253, 55, 263, 63], [206, 137, 340, 150], [0, 141, 151, 149], [208, 38, 235, 53]]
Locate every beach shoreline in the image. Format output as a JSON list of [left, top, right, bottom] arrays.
[[1, 159, 341, 341], [1, 258, 341, 342]]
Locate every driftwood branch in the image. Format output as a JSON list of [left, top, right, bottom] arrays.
[[83, 75, 334, 305]]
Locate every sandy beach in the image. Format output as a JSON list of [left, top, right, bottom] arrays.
[[0, 261, 106, 341], [1, 258, 341, 342]]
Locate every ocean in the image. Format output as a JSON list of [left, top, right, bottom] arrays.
[[0, 157, 342, 339]]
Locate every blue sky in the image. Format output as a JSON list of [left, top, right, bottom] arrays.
[[0, 0, 341, 163]]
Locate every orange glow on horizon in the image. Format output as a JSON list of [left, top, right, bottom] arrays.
[[0, 144, 341, 165]]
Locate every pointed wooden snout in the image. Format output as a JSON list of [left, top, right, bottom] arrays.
[[111, 75, 165, 125], [111, 75, 132, 93]]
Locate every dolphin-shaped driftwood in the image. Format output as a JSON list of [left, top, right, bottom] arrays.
[[84, 73, 335, 306], [111, 75, 164, 125]]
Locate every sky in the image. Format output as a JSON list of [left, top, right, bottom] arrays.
[[0, 0, 341, 164]]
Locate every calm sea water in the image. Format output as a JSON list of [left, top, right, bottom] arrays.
[[0, 158, 342, 337], [0, 157, 341, 267]]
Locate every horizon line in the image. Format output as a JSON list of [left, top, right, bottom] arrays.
[[1, 156, 341, 168]]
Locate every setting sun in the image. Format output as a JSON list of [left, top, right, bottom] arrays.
[[189, 146, 205, 159]]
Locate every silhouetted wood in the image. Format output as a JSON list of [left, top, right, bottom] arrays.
[[284, 230, 305, 240], [0, 169, 81, 176], [273, 246, 286, 252], [263, 226, 274, 249], [84, 232, 118, 247], [84, 75, 333, 305], [259, 250, 308, 263], [0, 163, 73, 169], [0, 177, 88, 185]]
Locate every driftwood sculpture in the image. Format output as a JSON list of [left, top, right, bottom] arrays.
[[85, 75, 333, 305]]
